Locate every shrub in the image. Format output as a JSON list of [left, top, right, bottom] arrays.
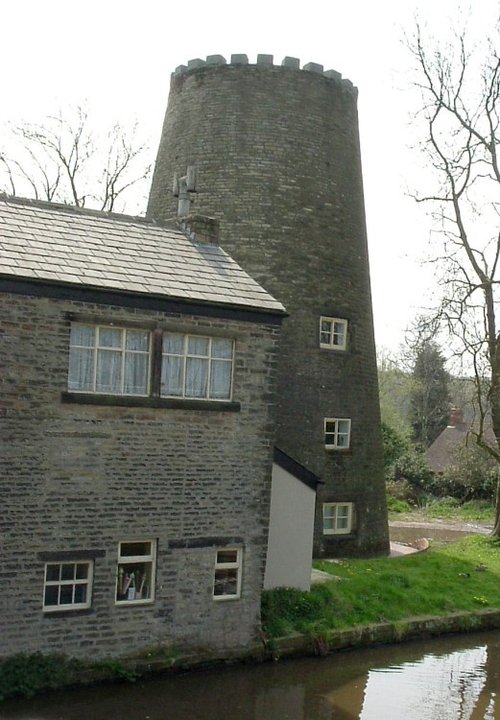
[[386, 496, 412, 513], [433, 443, 499, 502], [0, 653, 81, 701]]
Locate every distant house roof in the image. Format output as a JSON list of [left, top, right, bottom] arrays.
[[425, 407, 497, 473], [0, 195, 285, 317], [425, 423, 470, 474], [273, 447, 322, 491]]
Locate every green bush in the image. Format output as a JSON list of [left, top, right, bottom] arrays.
[[261, 585, 336, 637], [0, 653, 81, 701], [386, 496, 412, 513], [431, 444, 499, 502]]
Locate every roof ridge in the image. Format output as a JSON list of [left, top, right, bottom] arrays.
[[0, 193, 179, 232]]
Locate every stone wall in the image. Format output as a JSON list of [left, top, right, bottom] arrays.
[[147, 57, 389, 557], [0, 291, 279, 659]]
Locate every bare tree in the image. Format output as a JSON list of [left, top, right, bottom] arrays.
[[409, 22, 500, 534], [0, 105, 151, 213]]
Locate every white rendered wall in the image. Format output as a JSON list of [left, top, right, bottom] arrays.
[[264, 463, 316, 591]]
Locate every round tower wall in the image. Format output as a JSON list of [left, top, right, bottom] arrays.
[[147, 57, 389, 557]]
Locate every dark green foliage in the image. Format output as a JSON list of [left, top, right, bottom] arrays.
[[386, 496, 412, 513], [0, 653, 138, 701], [431, 443, 499, 501], [410, 341, 450, 447], [381, 422, 411, 472], [381, 421, 433, 501], [392, 447, 434, 492], [0, 653, 82, 701]]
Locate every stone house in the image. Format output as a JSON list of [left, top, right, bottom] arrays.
[[0, 195, 286, 660]]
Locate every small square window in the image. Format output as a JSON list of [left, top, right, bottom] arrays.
[[319, 317, 348, 350], [213, 548, 242, 600], [116, 540, 156, 604], [43, 561, 93, 612], [324, 418, 351, 449], [323, 503, 353, 535]]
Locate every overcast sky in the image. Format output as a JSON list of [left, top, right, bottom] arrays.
[[2, 0, 499, 353]]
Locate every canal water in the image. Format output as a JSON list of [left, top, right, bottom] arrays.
[[2, 630, 500, 719]]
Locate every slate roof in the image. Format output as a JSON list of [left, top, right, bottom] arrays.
[[0, 195, 285, 314]]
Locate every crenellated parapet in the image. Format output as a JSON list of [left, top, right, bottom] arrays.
[[172, 54, 357, 94]]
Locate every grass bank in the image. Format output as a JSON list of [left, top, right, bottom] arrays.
[[387, 497, 494, 525], [261, 535, 500, 638]]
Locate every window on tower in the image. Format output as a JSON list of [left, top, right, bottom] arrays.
[[319, 317, 348, 351]]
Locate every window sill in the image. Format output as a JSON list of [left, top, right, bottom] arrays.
[[61, 392, 241, 412]]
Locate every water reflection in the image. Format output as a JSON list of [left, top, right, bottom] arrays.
[[2, 632, 500, 720]]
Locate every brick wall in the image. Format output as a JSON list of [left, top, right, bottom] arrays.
[[0, 292, 279, 659], [147, 61, 389, 557]]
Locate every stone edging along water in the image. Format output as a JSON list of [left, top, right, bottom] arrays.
[[3, 609, 500, 699], [128, 608, 500, 677]]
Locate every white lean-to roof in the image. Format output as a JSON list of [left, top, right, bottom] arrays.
[[0, 195, 285, 314]]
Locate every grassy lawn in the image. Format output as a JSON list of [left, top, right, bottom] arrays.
[[261, 535, 500, 639], [388, 498, 495, 526]]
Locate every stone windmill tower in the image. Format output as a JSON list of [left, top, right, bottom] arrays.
[[147, 54, 389, 558]]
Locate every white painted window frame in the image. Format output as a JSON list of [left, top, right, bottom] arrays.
[[42, 560, 93, 612], [319, 316, 348, 350], [213, 548, 242, 601], [324, 417, 351, 449], [115, 539, 156, 606], [68, 323, 151, 396], [161, 333, 234, 401], [323, 502, 353, 535]]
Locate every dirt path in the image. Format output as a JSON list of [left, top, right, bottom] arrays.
[[390, 518, 492, 535]]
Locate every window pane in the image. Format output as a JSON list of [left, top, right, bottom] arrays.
[[323, 516, 334, 531], [120, 542, 151, 557], [217, 550, 238, 564], [44, 586, 59, 606], [68, 348, 95, 391], [320, 331, 331, 344], [75, 564, 88, 580], [96, 350, 122, 393], [161, 355, 183, 396], [124, 352, 148, 395], [61, 564, 75, 581], [321, 320, 332, 333], [125, 330, 149, 352], [163, 333, 184, 354], [187, 336, 209, 356], [211, 339, 232, 359], [185, 357, 208, 397], [214, 569, 238, 596], [98, 328, 123, 349], [333, 322, 346, 345], [74, 585, 87, 604], [338, 420, 350, 434], [70, 325, 95, 347], [210, 360, 231, 399], [337, 516, 349, 529], [59, 585, 74, 605], [46, 565, 60, 582]]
